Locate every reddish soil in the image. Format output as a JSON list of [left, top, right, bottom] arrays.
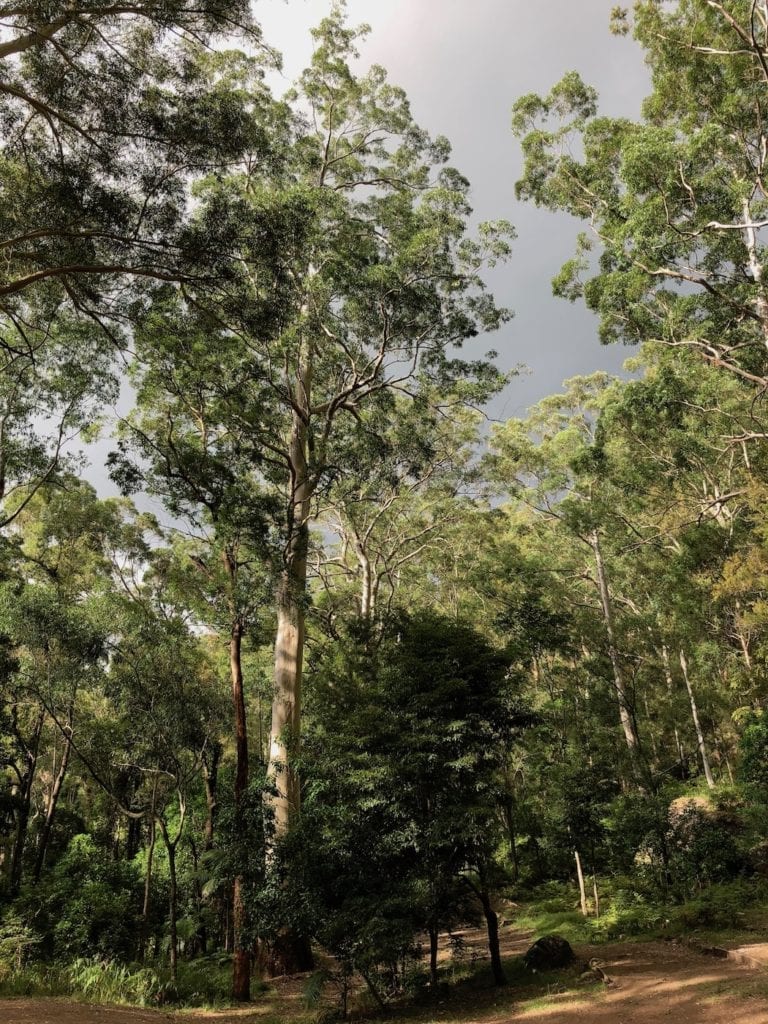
[[518, 939, 768, 1022]]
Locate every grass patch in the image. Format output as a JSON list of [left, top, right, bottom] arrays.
[[373, 953, 605, 1024], [696, 974, 768, 1006], [510, 878, 768, 948]]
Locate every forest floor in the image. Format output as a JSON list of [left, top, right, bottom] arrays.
[[4, 924, 768, 1024]]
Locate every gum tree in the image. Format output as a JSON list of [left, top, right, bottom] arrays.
[[512, 1, 768, 391], [130, 3, 513, 929]]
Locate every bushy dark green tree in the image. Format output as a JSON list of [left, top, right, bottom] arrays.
[[281, 612, 525, 995]]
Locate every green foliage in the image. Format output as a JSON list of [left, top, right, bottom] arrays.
[[0, 915, 39, 975], [280, 611, 523, 985], [739, 711, 768, 792], [4, 2, 768, 1014], [0, 954, 250, 1007], [14, 834, 142, 960]]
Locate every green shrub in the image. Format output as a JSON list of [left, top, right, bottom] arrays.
[[0, 914, 39, 975], [676, 881, 754, 931], [15, 834, 142, 960], [64, 958, 168, 1005], [0, 954, 252, 1007]]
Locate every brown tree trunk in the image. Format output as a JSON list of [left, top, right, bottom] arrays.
[[158, 791, 186, 985], [157, 790, 186, 983], [197, 743, 220, 958]]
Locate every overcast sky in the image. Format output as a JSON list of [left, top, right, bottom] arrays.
[[255, 0, 652, 418]]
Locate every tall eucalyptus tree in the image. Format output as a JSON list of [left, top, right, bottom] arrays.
[[126, 4, 512, 879]]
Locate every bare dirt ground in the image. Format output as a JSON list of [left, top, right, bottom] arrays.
[[3, 928, 768, 1024], [516, 939, 768, 1023]]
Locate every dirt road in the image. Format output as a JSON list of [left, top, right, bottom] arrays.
[[2, 936, 768, 1024], [518, 938, 768, 1022]]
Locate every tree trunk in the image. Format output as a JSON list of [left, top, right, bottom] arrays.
[[33, 712, 72, 882], [477, 887, 506, 986], [198, 744, 220, 958], [354, 538, 376, 621], [167, 838, 178, 982], [267, 281, 314, 836], [661, 643, 687, 775], [202, 742, 220, 853], [589, 531, 642, 756], [679, 648, 715, 788], [140, 816, 156, 961], [228, 614, 251, 1003], [232, 875, 250, 997], [592, 875, 600, 919], [188, 835, 206, 956], [574, 850, 588, 917], [158, 792, 186, 984], [500, 796, 520, 882], [262, 271, 319, 978], [428, 924, 439, 987], [268, 558, 306, 836]]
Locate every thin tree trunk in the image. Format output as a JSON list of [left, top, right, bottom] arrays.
[[589, 531, 642, 757], [428, 924, 439, 987], [592, 875, 600, 919], [359, 969, 388, 1014], [679, 649, 715, 789], [742, 196, 768, 345], [644, 694, 659, 762], [188, 835, 205, 956], [9, 709, 44, 895], [158, 792, 186, 985], [227, 609, 251, 1002], [574, 850, 588, 917], [661, 643, 686, 774], [33, 710, 73, 882], [202, 742, 220, 853], [167, 839, 178, 981], [478, 887, 506, 986], [198, 743, 220, 958], [140, 816, 156, 961], [500, 796, 520, 882]]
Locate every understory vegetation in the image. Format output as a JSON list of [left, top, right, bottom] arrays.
[[4, 0, 768, 1016]]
